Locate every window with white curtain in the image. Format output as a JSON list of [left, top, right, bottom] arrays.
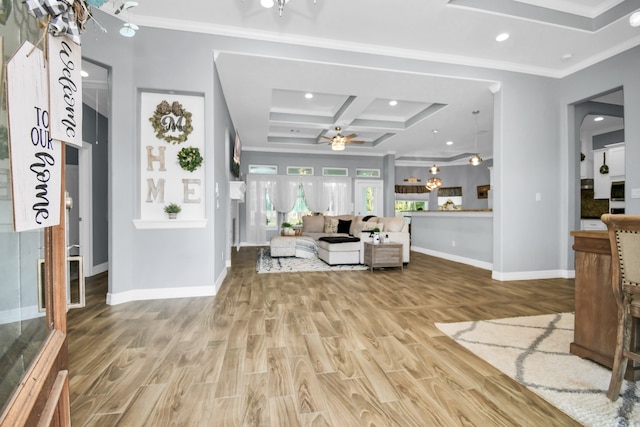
[[246, 175, 352, 243]]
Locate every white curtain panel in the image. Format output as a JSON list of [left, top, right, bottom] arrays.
[[271, 175, 299, 214], [324, 177, 352, 215], [245, 175, 273, 244], [300, 176, 330, 213]]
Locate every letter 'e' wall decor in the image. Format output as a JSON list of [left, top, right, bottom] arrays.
[[139, 91, 205, 225]]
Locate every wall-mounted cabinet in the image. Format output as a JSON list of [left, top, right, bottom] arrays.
[[607, 145, 625, 177]]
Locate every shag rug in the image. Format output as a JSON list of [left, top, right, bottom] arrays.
[[256, 248, 368, 273], [436, 313, 640, 427]]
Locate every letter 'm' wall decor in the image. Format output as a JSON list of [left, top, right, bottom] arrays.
[[138, 91, 206, 225]]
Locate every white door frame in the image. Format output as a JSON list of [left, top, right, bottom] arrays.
[[78, 141, 94, 278], [353, 179, 384, 217]]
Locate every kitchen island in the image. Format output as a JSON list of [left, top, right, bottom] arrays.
[[408, 210, 493, 270], [570, 229, 639, 380]]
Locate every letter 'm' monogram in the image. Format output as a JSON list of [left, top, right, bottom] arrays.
[[146, 146, 166, 171], [146, 178, 165, 203]]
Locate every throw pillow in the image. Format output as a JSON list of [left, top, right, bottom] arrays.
[[382, 216, 405, 232], [362, 221, 381, 232], [337, 219, 352, 234], [324, 217, 339, 233], [303, 215, 325, 233]]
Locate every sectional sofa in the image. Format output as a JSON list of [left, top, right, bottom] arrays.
[[299, 214, 411, 265]]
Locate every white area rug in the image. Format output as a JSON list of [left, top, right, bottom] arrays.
[[256, 248, 368, 273], [436, 313, 640, 427]]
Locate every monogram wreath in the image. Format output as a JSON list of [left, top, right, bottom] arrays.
[[177, 147, 203, 172], [149, 100, 193, 144]]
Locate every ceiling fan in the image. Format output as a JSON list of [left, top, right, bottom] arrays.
[[317, 127, 364, 151]]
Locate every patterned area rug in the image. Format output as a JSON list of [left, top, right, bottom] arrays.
[[436, 313, 640, 427], [256, 248, 368, 273]]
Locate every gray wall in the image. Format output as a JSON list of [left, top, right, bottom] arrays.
[[82, 10, 640, 296], [559, 45, 640, 273], [81, 104, 109, 267], [411, 214, 493, 264], [83, 12, 231, 297]]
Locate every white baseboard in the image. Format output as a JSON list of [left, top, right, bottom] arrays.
[[240, 242, 268, 247], [0, 305, 45, 325], [215, 266, 228, 294], [91, 262, 109, 276], [411, 246, 575, 281], [411, 246, 493, 271], [492, 269, 576, 281], [106, 285, 216, 306]]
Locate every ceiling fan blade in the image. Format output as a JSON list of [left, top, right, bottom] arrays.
[[347, 140, 364, 144], [343, 133, 358, 139], [314, 140, 330, 145], [320, 135, 333, 141]]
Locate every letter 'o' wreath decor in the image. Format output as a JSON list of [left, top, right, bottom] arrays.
[[177, 146, 203, 172], [149, 100, 193, 144]]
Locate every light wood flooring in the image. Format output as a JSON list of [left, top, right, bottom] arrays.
[[68, 248, 580, 426]]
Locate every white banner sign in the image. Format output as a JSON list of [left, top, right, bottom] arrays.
[[48, 34, 83, 148], [7, 41, 62, 232]]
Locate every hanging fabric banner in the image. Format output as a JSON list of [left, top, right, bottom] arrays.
[[48, 33, 83, 147], [7, 41, 63, 232]]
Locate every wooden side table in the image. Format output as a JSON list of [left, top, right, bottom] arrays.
[[363, 242, 403, 272]]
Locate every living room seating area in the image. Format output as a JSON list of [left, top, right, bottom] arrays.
[[270, 214, 411, 265]]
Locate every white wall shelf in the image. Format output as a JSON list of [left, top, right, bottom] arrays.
[[133, 219, 208, 229]]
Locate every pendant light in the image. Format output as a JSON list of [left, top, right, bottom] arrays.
[[429, 129, 440, 174], [426, 177, 442, 191], [469, 110, 483, 166]]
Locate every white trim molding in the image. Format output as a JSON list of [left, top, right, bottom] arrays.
[[411, 246, 493, 271], [107, 285, 216, 305]]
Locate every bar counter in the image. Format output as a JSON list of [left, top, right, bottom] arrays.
[[570, 230, 639, 380]]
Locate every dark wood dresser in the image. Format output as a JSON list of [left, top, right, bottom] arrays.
[[570, 230, 640, 380]]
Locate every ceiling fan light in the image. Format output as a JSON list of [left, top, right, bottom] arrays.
[[429, 164, 440, 174], [630, 11, 640, 27], [469, 154, 483, 166], [119, 26, 136, 37], [124, 22, 139, 30], [331, 141, 345, 151], [261, 0, 275, 8]]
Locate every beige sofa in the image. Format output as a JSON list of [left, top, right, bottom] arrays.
[[301, 214, 410, 264]]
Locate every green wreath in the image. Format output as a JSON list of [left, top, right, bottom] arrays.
[[178, 146, 203, 172], [149, 100, 193, 144]]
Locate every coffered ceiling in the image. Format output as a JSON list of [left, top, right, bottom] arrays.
[[89, 0, 640, 161]]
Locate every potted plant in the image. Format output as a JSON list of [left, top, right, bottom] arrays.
[[281, 222, 294, 236], [164, 203, 182, 219], [369, 227, 381, 244]]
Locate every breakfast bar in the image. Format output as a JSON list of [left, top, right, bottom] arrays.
[[570, 229, 640, 380]]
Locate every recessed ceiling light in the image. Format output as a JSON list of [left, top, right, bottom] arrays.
[[432, 129, 439, 134], [389, 100, 398, 106], [630, 11, 640, 27], [496, 33, 510, 42], [446, 141, 453, 146], [305, 93, 313, 99], [261, 0, 275, 7], [562, 53, 573, 60], [81, 70, 89, 78], [594, 116, 604, 122]]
